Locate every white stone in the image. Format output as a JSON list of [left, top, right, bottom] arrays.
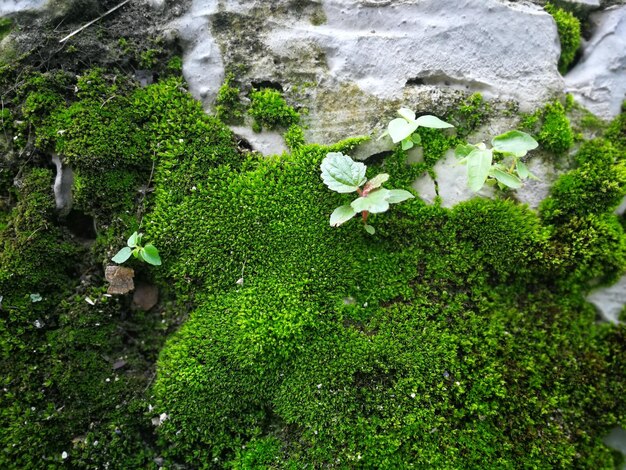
[[565, 6, 626, 120], [176, 0, 563, 144], [514, 155, 565, 209], [0, 0, 47, 16], [229, 126, 288, 156], [616, 195, 626, 216], [586, 275, 626, 324], [412, 150, 495, 208]]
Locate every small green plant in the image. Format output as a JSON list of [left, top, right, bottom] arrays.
[[320, 152, 414, 234], [112, 231, 161, 266], [379, 107, 454, 150], [248, 88, 299, 132], [455, 130, 539, 192]]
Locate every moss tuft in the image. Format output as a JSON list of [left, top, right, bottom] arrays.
[[248, 88, 300, 131], [215, 73, 245, 124], [545, 3, 581, 74]]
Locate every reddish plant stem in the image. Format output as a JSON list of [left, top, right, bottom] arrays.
[[362, 211, 369, 224]]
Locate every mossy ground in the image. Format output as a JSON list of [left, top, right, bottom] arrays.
[[0, 48, 625, 470]]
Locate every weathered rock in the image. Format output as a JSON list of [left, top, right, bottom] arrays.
[[132, 283, 159, 311], [616, 195, 626, 216], [230, 126, 288, 156], [413, 150, 495, 208], [586, 274, 626, 323], [0, 0, 47, 16], [514, 153, 571, 209], [176, 0, 562, 145], [105, 265, 135, 295], [565, 5, 626, 119], [52, 153, 73, 215]]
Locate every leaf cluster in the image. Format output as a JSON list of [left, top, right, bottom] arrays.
[[380, 107, 454, 150], [112, 231, 161, 266], [321, 152, 414, 234], [455, 130, 539, 192]]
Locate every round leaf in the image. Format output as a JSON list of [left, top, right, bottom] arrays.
[[415, 115, 454, 129], [351, 188, 391, 214], [491, 168, 522, 189], [397, 107, 416, 121], [112, 246, 132, 264], [386, 189, 415, 204], [401, 138, 414, 150], [127, 231, 139, 248], [363, 173, 389, 193], [141, 244, 162, 266], [491, 130, 538, 157], [364, 224, 376, 235], [321, 152, 367, 193], [466, 148, 493, 192], [388, 118, 419, 143], [330, 205, 357, 227]]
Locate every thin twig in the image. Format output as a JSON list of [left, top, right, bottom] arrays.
[[59, 0, 132, 43]]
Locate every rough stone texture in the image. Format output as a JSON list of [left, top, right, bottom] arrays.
[[616, 195, 626, 215], [514, 153, 570, 209], [0, 0, 46, 16], [230, 126, 288, 156], [565, 5, 626, 120], [412, 150, 496, 207], [52, 153, 73, 215], [175, 0, 562, 145], [105, 265, 135, 295], [586, 275, 626, 324], [132, 283, 159, 311]]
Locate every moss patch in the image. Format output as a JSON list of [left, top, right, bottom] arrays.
[[1, 63, 625, 470], [545, 3, 581, 74]]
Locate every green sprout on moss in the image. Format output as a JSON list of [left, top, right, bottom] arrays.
[[112, 231, 161, 266], [455, 130, 539, 192], [379, 107, 454, 150], [321, 152, 414, 234]]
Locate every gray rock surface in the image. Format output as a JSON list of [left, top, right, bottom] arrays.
[[586, 275, 626, 323], [176, 0, 562, 144], [52, 153, 73, 215], [229, 126, 288, 156], [412, 150, 495, 207], [0, 0, 47, 16], [565, 5, 626, 119]]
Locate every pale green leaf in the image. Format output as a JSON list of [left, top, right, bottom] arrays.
[[411, 133, 421, 144], [466, 148, 493, 192], [415, 115, 454, 129], [388, 118, 419, 143], [364, 224, 376, 235], [141, 244, 162, 266], [491, 130, 538, 157], [401, 138, 414, 150], [491, 168, 522, 189], [127, 231, 139, 248], [320, 152, 367, 193], [516, 160, 530, 179], [112, 246, 132, 264], [455, 143, 476, 159], [330, 205, 357, 227], [351, 188, 391, 214], [386, 189, 415, 204], [363, 173, 389, 193], [397, 107, 416, 121]]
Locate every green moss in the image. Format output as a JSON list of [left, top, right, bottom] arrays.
[[446, 92, 492, 138], [3, 67, 626, 469], [147, 107, 626, 467], [604, 101, 626, 153], [215, 73, 245, 124], [540, 139, 626, 222], [248, 88, 300, 131], [523, 100, 574, 154], [0, 18, 13, 41], [545, 4, 581, 74]]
